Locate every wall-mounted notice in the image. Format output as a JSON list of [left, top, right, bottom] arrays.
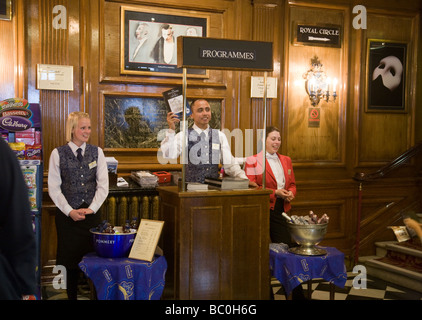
[[294, 23, 341, 48], [129, 219, 164, 262], [36, 64, 74, 91], [250, 76, 277, 98], [308, 107, 320, 127]]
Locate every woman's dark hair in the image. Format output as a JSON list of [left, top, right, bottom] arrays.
[[266, 126, 280, 138]]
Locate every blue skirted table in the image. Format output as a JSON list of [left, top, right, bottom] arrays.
[[270, 244, 347, 300], [79, 253, 167, 300]]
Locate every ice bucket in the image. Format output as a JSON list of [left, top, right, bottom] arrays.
[[90, 227, 136, 258], [287, 222, 328, 256]]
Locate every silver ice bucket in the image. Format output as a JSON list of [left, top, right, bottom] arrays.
[[287, 222, 328, 256]]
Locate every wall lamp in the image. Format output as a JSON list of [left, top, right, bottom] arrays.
[[303, 55, 337, 106]]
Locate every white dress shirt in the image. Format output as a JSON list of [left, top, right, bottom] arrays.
[[266, 152, 285, 190], [48, 141, 109, 216], [160, 124, 248, 179]]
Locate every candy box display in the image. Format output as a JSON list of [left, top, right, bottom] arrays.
[[90, 226, 137, 258]]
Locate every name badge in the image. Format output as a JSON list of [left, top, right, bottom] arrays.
[[89, 161, 97, 169], [288, 169, 291, 175], [212, 143, 219, 150]]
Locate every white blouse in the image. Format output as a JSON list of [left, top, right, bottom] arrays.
[[266, 152, 285, 190]]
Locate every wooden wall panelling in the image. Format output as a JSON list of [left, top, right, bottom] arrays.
[[24, 0, 421, 270], [358, 11, 418, 166], [97, 0, 239, 172], [280, 2, 356, 258], [14, 0, 26, 98], [249, 1, 282, 157], [356, 178, 421, 255], [100, 0, 228, 86], [29, 0, 85, 170], [26, 0, 41, 104], [417, 16, 422, 143], [292, 179, 356, 257], [33, 0, 84, 267], [229, 0, 253, 137], [0, 14, 15, 99], [285, 3, 348, 166], [349, 5, 363, 170], [81, 0, 101, 146], [0, 0, 27, 100]]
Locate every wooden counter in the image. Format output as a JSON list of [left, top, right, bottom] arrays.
[[157, 186, 272, 300]]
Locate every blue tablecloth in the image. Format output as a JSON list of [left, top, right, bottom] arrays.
[[79, 253, 167, 300], [270, 244, 347, 296]]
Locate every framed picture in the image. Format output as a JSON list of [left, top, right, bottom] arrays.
[[366, 39, 407, 112], [0, 0, 12, 21], [102, 92, 222, 150], [120, 5, 209, 78]]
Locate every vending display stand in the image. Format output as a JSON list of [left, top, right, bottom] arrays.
[[0, 98, 43, 299]]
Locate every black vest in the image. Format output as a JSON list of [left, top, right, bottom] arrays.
[[57, 144, 98, 209], [186, 128, 220, 183]]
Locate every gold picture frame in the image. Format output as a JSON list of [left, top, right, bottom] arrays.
[[100, 91, 222, 151], [365, 39, 408, 113], [0, 0, 12, 21], [120, 5, 210, 78]]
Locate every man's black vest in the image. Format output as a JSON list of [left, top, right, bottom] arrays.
[[186, 128, 220, 183]]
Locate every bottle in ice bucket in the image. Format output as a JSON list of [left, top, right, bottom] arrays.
[[123, 220, 131, 233], [97, 220, 109, 233], [130, 217, 138, 229], [103, 222, 115, 233]]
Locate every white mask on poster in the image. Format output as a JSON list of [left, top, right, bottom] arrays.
[[372, 55, 403, 91]]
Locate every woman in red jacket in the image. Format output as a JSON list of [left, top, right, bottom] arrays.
[[245, 126, 296, 245], [246, 127, 305, 299]]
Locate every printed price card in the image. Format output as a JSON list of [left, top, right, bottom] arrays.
[[129, 219, 164, 262]]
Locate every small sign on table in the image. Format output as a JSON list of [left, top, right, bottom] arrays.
[[129, 219, 164, 262]]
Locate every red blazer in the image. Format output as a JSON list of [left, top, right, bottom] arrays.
[[245, 151, 296, 212]]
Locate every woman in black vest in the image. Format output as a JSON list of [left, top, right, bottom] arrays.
[[48, 112, 109, 299]]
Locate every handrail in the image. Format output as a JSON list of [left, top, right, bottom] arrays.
[[353, 141, 422, 182], [352, 140, 422, 264]]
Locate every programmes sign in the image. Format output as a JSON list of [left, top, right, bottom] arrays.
[[178, 37, 273, 71]]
